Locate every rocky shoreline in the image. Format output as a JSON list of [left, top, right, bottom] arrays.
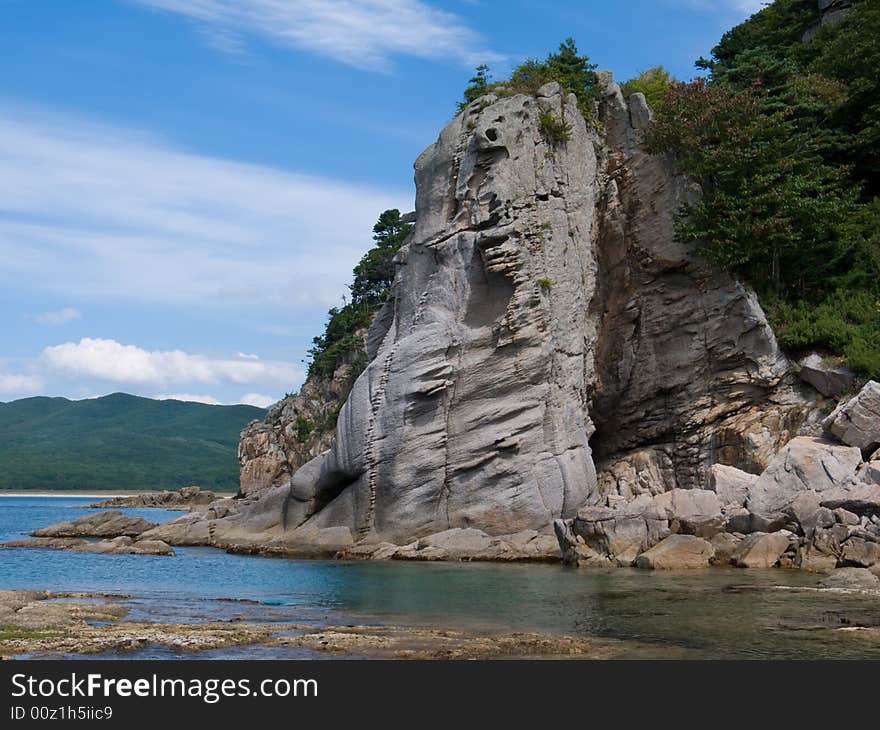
[[4, 381, 877, 574], [81, 486, 224, 511], [0, 590, 658, 660]]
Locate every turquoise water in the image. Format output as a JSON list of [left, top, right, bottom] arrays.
[[2, 496, 880, 659]]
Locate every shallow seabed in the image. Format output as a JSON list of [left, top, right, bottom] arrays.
[[2, 497, 879, 659]]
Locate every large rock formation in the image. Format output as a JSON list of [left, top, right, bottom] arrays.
[[237, 357, 361, 496], [214, 75, 818, 556]]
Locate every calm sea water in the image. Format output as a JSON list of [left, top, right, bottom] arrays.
[[2, 496, 880, 659]]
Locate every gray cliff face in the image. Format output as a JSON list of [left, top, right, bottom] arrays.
[[588, 82, 810, 501], [283, 83, 601, 544], [228, 77, 814, 550]]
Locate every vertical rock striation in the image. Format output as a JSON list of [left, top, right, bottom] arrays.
[[228, 75, 815, 553]]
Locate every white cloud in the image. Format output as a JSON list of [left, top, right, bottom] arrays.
[[236, 352, 260, 360], [0, 104, 409, 311], [0, 373, 43, 395], [239, 392, 277, 408], [131, 0, 501, 71], [35, 307, 81, 326], [42, 338, 303, 390], [157, 393, 223, 405]]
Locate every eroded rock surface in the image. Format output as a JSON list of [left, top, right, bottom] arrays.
[[227, 74, 813, 556]]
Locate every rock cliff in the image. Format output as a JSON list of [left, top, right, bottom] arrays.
[[217, 74, 817, 555]]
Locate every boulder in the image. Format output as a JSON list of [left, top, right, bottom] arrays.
[[796, 544, 838, 573], [819, 568, 880, 590], [823, 380, 880, 452], [32, 510, 157, 538], [819, 482, 880, 515], [723, 508, 788, 535], [709, 464, 756, 508], [731, 532, 793, 568], [709, 532, 742, 565], [797, 353, 855, 398], [841, 538, 880, 568], [554, 519, 611, 567], [571, 500, 670, 566], [858, 457, 880, 486], [635, 534, 714, 569], [746, 437, 862, 514], [653, 488, 722, 521], [834, 507, 860, 525]]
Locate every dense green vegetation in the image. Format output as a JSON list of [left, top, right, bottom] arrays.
[[307, 209, 412, 378], [459, 39, 599, 119], [645, 0, 880, 376], [620, 67, 675, 110], [0, 393, 265, 491]]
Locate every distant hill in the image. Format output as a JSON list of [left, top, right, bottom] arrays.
[[0, 393, 267, 492]]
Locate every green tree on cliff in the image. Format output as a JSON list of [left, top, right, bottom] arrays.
[[308, 209, 412, 378]]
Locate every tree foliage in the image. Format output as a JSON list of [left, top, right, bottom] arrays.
[[307, 209, 412, 378], [458, 39, 598, 119], [647, 0, 880, 376], [621, 67, 676, 110]]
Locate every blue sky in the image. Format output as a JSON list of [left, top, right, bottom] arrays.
[[0, 0, 763, 407]]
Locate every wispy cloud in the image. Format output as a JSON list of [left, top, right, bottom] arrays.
[[34, 307, 81, 326], [130, 0, 501, 71], [42, 338, 303, 389], [0, 103, 409, 312]]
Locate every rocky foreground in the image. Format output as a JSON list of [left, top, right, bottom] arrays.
[[0, 590, 654, 660]]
